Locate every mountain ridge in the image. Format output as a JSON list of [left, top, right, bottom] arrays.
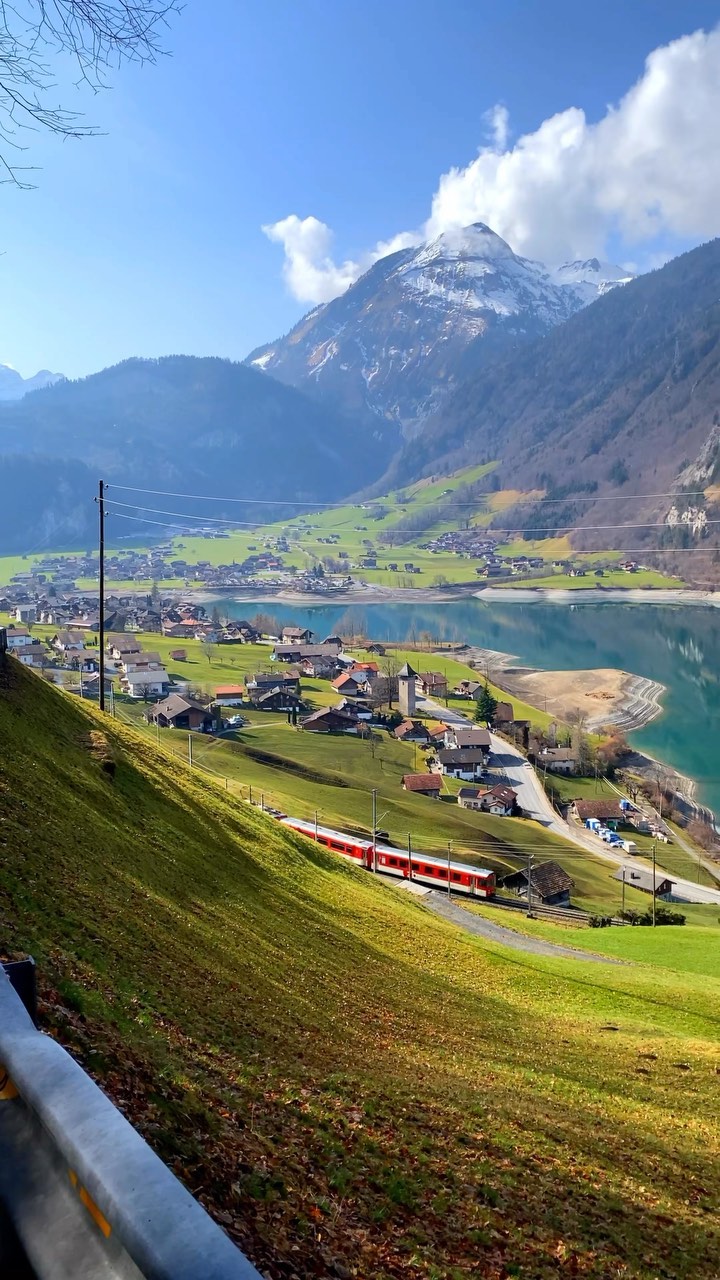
[[386, 237, 720, 549], [246, 223, 632, 433]]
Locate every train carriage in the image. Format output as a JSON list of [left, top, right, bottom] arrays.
[[279, 817, 495, 898]]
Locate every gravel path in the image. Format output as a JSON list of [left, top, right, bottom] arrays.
[[424, 892, 620, 963]]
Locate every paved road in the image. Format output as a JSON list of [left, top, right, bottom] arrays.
[[423, 892, 618, 962], [419, 695, 720, 906]]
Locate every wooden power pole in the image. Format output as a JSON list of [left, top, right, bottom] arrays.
[[97, 479, 106, 713]]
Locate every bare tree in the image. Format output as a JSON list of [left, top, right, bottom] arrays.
[[0, 1, 179, 184]]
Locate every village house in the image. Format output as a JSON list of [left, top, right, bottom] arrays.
[[120, 668, 170, 699], [457, 783, 517, 815], [416, 671, 449, 699], [121, 652, 164, 673], [503, 861, 575, 907], [109, 637, 141, 660], [433, 747, 489, 781], [299, 656, 339, 679], [393, 719, 433, 743], [401, 773, 442, 797], [11, 642, 47, 669], [5, 628, 33, 649], [612, 868, 676, 899], [145, 695, 215, 732], [249, 686, 304, 713], [492, 701, 515, 727], [537, 747, 577, 775], [169, 648, 187, 662], [571, 799, 623, 825], [79, 673, 113, 700], [12, 604, 36, 624], [246, 673, 300, 696], [443, 726, 492, 753], [301, 706, 360, 734], [281, 625, 315, 644], [213, 685, 245, 706], [272, 642, 342, 663], [51, 630, 87, 653]]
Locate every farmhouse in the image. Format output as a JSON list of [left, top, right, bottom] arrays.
[[503, 861, 575, 906], [572, 799, 624, 825], [272, 642, 342, 662], [401, 773, 442, 797], [613, 868, 676, 899], [145, 695, 215, 732], [213, 685, 245, 706], [416, 671, 448, 698], [281, 626, 314, 643], [301, 706, 360, 733], [394, 719, 433, 743], [538, 747, 577, 774], [11, 643, 47, 669], [51, 630, 87, 652]]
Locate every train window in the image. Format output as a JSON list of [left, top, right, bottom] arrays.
[[389, 856, 398, 866], [452, 872, 461, 882]]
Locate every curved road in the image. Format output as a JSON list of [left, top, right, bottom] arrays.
[[420, 695, 720, 906]]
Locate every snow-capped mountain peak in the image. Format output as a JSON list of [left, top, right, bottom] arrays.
[[246, 224, 636, 434], [0, 364, 64, 401], [552, 257, 635, 303]]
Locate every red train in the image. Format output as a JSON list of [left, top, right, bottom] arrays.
[[278, 816, 496, 898]]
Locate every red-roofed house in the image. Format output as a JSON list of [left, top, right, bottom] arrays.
[[401, 773, 442, 797], [214, 685, 245, 706]]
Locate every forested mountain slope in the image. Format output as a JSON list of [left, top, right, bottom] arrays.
[[0, 356, 395, 548], [389, 239, 720, 541]]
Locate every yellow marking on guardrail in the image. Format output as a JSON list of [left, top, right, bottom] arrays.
[[68, 1169, 112, 1238], [0, 1067, 18, 1100]]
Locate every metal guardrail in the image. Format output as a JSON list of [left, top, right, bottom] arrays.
[[0, 969, 262, 1280]]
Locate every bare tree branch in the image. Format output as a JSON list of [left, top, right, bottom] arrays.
[[0, 0, 180, 184]]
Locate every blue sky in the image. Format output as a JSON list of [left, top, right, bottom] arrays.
[[1, 0, 719, 378]]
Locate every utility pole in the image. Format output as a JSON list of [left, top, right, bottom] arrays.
[[407, 832, 412, 881], [447, 841, 452, 897], [188, 734, 193, 768], [371, 789, 378, 873], [526, 851, 533, 916], [314, 810, 319, 842], [96, 479, 106, 713], [652, 841, 657, 927], [621, 863, 626, 916]]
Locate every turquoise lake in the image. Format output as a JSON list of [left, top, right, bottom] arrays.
[[222, 598, 720, 815]]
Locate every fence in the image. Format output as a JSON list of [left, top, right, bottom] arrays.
[[0, 969, 262, 1280]]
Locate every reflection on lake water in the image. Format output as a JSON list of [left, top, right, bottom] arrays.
[[220, 598, 720, 813]]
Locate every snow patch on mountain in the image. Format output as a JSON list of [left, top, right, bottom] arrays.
[[245, 223, 636, 433]]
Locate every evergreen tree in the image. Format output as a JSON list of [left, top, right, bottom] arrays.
[[474, 682, 498, 724]]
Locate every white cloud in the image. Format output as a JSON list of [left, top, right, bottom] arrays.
[[262, 215, 420, 306], [265, 26, 720, 304]]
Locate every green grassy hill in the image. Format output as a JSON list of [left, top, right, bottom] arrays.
[[1, 661, 719, 1278]]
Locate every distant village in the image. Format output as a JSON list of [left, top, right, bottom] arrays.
[[1, 529, 647, 602]]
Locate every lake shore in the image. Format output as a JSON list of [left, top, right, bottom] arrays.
[[186, 582, 720, 608], [474, 586, 720, 606]]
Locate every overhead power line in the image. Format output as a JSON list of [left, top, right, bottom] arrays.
[[106, 510, 720, 555], [105, 482, 709, 510], [104, 499, 718, 538]]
